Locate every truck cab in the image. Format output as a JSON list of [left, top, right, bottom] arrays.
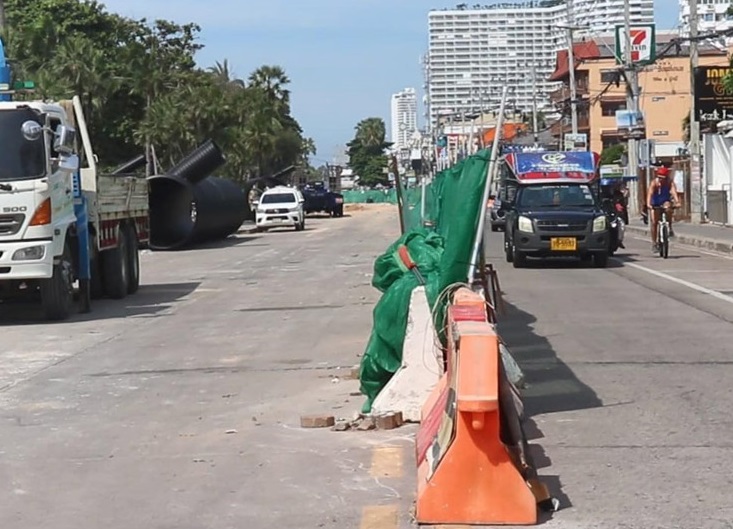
[[499, 151, 610, 268]]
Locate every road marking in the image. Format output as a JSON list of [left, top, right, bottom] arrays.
[[359, 505, 399, 529], [369, 445, 404, 479], [622, 261, 733, 305]]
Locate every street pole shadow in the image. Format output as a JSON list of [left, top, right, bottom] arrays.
[[497, 299, 604, 519]]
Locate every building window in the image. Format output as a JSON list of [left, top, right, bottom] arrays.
[[600, 69, 620, 84], [601, 100, 626, 117]]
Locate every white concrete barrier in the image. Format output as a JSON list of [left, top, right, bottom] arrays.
[[371, 286, 443, 422]]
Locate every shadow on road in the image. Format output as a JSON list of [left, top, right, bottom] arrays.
[[0, 281, 201, 325], [498, 299, 604, 518]]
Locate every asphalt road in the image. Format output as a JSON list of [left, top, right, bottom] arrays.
[[0, 207, 414, 529], [485, 225, 733, 529], [4, 205, 732, 529]]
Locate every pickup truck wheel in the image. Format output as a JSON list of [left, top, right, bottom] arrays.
[[512, 243, 527, 268], [103, 227, 130, 299], [40, 243, 75, 321], [126, 225, 140, 295], [593, 252, 609, 268]]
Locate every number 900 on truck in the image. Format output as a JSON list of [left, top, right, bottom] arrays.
[[0, 95, 148, 321]]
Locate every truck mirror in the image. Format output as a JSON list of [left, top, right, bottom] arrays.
[[53, 124, 76, 155], [57, 153, 80, 173], [21, 120, 43, 141]]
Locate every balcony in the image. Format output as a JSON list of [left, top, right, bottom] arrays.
[[549, 83, 590, 105], [550, 115, 591, 137]]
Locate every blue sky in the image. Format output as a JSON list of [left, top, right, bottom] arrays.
[[102, 0, 679, 164]]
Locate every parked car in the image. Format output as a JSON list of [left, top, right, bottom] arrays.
[[254, 186, 306, 231]]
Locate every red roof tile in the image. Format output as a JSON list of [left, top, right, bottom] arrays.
[[548, 41, 601, 81]]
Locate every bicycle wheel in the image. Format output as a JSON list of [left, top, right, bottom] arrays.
[[660, 224, 669, 259]]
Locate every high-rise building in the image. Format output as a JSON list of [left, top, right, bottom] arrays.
[[390, 88, 418, 150], [573, 0, 654, 35], [427, 1, 655, 127], [679, 0, 733, 39]]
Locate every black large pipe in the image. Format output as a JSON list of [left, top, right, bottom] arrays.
[[167, 139, 225, 185], [111, 154, 147, 175], [148, 174, 247, 250]]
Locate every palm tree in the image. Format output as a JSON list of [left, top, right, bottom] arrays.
[[209, 60, 245, 88], [355, 117, 387, 149], [248, 65, 290, 106]]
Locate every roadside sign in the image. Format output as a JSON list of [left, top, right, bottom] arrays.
[[615, 24, 656, 66], [563, 133, 587, 152], [638, 139, 656, 167]]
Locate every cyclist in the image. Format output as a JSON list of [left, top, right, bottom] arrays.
[[646, 165, 680, 252]]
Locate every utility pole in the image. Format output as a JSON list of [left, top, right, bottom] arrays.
[[623, 0, 640, 211], [567, 27, 579, 136], [565, 0, 579, 137], [689, 0, 703, 223], [530, 56, 539, 144]]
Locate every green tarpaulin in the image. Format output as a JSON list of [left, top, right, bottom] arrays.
[[359, 149, 491, 413]]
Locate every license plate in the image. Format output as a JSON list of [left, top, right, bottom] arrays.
[[550, 237, 577, 251]]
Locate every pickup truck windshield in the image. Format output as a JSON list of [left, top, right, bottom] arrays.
[[518, 184, 596, 209], [0, 109, 46, 181], [262, 193, 297, 204]]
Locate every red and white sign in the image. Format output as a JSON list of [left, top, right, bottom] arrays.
[[615, 24, 656, 64]]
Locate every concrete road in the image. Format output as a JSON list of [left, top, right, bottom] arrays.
[[485, 227, 733, 529], [0, 207, 414, 529]]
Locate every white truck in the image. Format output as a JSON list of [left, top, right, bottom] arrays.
[[0, 95, 149, 320]]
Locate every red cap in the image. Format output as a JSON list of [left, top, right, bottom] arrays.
[[657, 166, 670, 177]]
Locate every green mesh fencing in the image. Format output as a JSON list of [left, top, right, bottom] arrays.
[[342, 189, 398, 204], [359, 149, 491, 413]]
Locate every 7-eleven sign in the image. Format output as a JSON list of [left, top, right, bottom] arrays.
[[615, 24, 656, 65]]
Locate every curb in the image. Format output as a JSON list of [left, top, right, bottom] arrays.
[[625, 225, 733, 255]]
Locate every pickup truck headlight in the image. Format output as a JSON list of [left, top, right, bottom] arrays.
[[592, 215, 608, 232], [12, 245, 45, 261], [517, 215, 534, 233]]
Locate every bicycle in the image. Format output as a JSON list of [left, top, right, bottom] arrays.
[[651, 203, 676, 259]]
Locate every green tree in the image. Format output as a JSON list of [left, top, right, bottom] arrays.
[[600, 143, 625, 165], [347, 118, 391, 186], [3, 0, 315, 180]]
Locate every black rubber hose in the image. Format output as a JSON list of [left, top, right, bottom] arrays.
[[110, 154, 147, 175], [147, 174, 247, 251], [167, 139, 226, 185]]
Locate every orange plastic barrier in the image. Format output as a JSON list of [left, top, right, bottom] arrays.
[[415, 288, 537, 526]]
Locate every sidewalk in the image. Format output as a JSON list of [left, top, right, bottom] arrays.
[[625, 219, 733, 255]]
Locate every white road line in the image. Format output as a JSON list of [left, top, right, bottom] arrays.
[[621, 261, 733, 305]]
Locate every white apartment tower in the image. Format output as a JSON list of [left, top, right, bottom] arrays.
[[573, 0, 653, 35], [427, 1, 654, 126], [390, 88, 418, 150], [679, 0, 733, 38]]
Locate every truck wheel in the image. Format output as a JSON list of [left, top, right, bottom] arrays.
[[102, 226, 130, 299], [337, 206, 344, 217], [40, 243, 75, 321], [512, 243, 527, 268], [90, 253, 105, 299], [593, 252, 609, 268], [126, 225, 140, 295]]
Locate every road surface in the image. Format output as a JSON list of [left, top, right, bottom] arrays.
[[485, 226, 733, 529], [3, 204, 732, 529], [0, 207, 413, 529]]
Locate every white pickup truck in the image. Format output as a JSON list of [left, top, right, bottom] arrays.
[[0, 95, 148, 320]]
